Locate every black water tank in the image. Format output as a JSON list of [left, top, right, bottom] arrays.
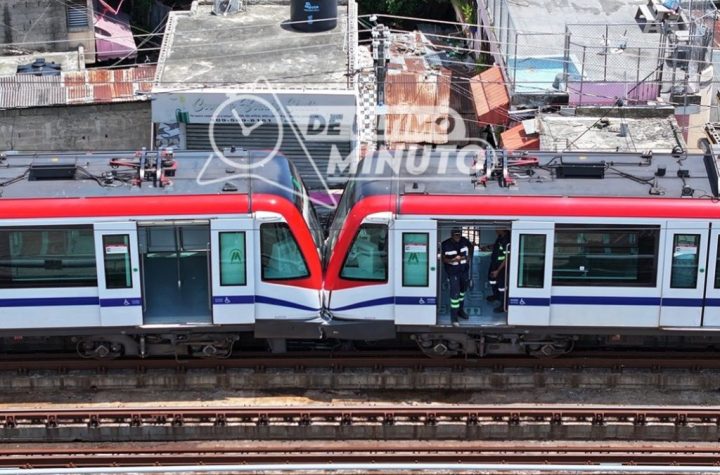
[[290, 0, 337, 32]]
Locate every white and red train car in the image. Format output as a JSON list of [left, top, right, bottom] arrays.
[[324, 149, 720, 356], [0, 149, 323, 357]]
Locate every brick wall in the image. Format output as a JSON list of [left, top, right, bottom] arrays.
[[0, 102, 152, 151], [1, 0, 70, 53]]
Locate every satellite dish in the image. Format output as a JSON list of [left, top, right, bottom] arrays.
[[213, 0, 243, 16]]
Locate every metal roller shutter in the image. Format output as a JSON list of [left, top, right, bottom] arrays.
[[186, 123, 353, 189], [66, 1, 89, 28]]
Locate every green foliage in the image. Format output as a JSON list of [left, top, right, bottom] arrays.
[[459, 1, 475, 24], [359, 0, 453, 20]]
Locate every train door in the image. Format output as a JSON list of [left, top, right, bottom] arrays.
[[138, 221, 212, 325], [703, 222, 720, 326], [210, 219, 255, 324], [93, 222, 143, 327], [507, 221, 554, 326], [659, 221, 709, 327], [393, 219, 437, 325]]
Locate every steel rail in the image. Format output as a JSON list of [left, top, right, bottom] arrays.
[[2, 443, 720, 468], [2, 352, 720, 373], [1, 405, 719, 428], [4, 464, 720, 475]]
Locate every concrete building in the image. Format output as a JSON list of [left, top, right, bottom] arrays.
[[152, 0, 358, 188], [0, 66, 155, 151], [1, 0, 97, 62], [501, 107, 686, 153], [476, 0, 715, 149]]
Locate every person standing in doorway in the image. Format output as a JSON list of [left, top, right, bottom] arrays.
[[487, 229, 510, 313], [442, 228, 473, 326]]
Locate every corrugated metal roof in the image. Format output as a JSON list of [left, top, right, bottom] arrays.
[[385, 68, 452, 145], [0, 65, 155, 109], [0, 75, 66, 109], [470, 66, 510, 126], [501, 123, 540, 151]]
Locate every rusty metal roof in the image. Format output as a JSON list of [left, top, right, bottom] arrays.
[[384, 31, 453, 146], [0, 65, 155, 109], [385, 69, 452, 146]]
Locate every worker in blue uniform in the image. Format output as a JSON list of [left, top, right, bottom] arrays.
[[442, 228, 473, 326], [487, 229, 510, 313]]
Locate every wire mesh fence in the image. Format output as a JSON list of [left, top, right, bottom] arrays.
[[478, 0, 716, 105]]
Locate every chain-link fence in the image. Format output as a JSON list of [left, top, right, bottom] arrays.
[[478, 0, 716, 104], [566, 23, 663, 106]]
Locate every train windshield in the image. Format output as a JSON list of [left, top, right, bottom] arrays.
[[325, 181, 356, 266]]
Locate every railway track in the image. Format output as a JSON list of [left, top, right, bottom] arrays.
[[1, 404, 718, 429], [2, 350, 720, 373], [2, 441, 720, 468]]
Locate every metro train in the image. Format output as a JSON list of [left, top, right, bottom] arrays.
[[0, 149, 324, 358], [5, 147, 720, 358], [324, 149, 720, 357]]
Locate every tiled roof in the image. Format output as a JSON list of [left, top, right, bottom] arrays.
[[470, 66, 510, 126], [501, 123, 539, 150], [0, 65, 155, 109]]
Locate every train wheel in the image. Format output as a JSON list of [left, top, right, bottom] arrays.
[[417, 339, 459, 358], [527, 340, 574, 358], [76, 340, 124, 359]]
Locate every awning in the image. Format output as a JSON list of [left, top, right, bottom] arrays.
[[470, 66, 510, 126], [94, 9, 136, 61]]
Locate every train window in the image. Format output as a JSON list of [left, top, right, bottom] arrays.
[[670, 234, 700, 289], [402, 233, 429, 287], [340, 224, 388, 282], [102, 235, 132, 289], [260, 223, 310, 280], [0, 226, 97, 288], [219, 232, 246, 286], [518, 234, 546, 288], [552, 225, 659, 287]]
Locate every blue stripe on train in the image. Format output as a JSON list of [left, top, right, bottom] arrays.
[[99, 298, 142, 307], [550, 296, 661, 306], [0, 297, 99, 307], [254, 295, 319, 312], [334, 295, 709, 310], [0, 295, 318, 311], [333, 296, 436, 311]]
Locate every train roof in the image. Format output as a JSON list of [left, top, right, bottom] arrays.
[[347, 150, 718, 201], [0, 149, 302, 202]]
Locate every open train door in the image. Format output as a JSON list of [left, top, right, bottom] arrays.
[[659, 220, 709, 327], [508, 221, 554, 326], [93, 222, 143, 327], [210, 218, 255, 324], [392, 219, 438, 325]]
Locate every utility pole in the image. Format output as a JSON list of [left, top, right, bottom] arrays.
[[372, 23, 390, 148]]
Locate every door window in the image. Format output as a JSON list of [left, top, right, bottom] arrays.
[[402, 232, 429, 287], [103, 234, 132, 289], [518, 234, 545, 288], [219, 232, 246, 286], [670, 234, 700, 289]]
